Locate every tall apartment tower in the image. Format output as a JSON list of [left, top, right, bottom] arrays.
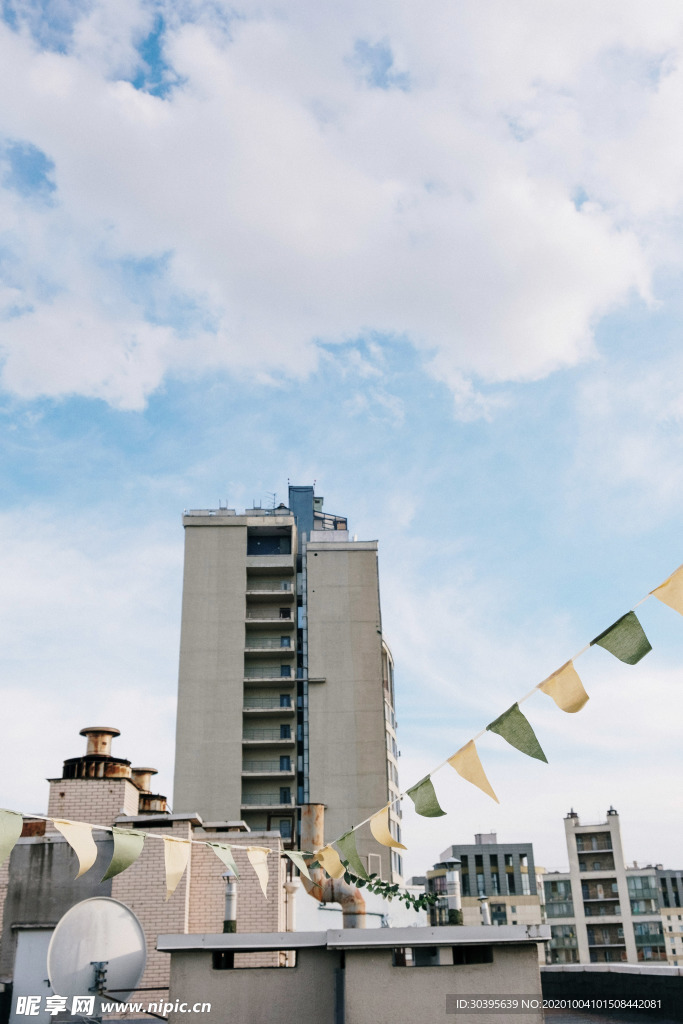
[[173, 485, 402, 881]]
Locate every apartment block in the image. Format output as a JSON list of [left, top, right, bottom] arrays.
[[544, 807, 667, 964], [425, 833, 546, 929], [172, 485, 401, 881]]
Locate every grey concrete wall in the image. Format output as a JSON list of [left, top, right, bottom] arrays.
[[344, 943, 543, 1024], [0, 837, 113, 981], [173, 523, 248, 821], [167, 947, 338, 1024], [306, 542, 392, 878]]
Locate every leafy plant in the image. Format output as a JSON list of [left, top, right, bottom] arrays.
[[339, 862, 440, 913]]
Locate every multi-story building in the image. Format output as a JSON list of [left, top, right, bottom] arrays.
[[172, 485, 402, 881], [544, 808, 667, 964], [657, 870, 683, 966], [424, 833, 545, 929]]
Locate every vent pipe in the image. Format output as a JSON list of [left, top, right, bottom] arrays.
[[300, 804, 366, 928]]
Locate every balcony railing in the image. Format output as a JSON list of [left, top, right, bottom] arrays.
[[241, 793, 295, 806], [246, 612, 294, 621], [243, 760, 292, 773], [243, 729, 293, 741], [244, 667, 294, 680], [245, 638, 294, 650], [244, 697, 292, 709], [246, 582, 293, 593]]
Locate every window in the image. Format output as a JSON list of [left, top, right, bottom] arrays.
[[279, 607, 291, 619], [279, 756, 291, 771], [280, 665, 291, 678], [280, 636, 290, 648], [278, 818, 292, 839], [280, 724, 291, 739], [279, 787, 291, 804], [279, 694, 291, 707]]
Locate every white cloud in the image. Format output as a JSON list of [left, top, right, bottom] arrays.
[[1, 1, 679, 408]]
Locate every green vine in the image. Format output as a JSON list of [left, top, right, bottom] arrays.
[[308, 859, 439, 913]]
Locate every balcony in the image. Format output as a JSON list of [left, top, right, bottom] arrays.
[[244, 638, 296, 655], [242, 728, 295, 746], [246, 554, 295, 573], [242, 759, 295, 777], [240, 793, 296, 809], [243, 697, 295, 716], [245, 613, 295, 630]]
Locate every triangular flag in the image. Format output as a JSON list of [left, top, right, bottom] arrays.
[[206, 842, 240, 879], [336, 830, 368, 879], [651, 564, 683, 616], [0, 809, 23, 868], [406, 776, 446, 817], [315, 845, 345, 879], [52, 820, 98, 879], [285, 850, 311, 880], [246, 847, 270, 898], [101, 828, 145, 882], [486, 704, 548, 763], [591, 611, 651, 665], [538, 661, 589, 713], [448, 742, 499, 802], [164, 837, 190, 901], [369, 804, 406, 849]]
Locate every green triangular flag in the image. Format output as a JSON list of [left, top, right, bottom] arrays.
[[336, 830, 369, 879], [0, 809, 23, 869], [590, 611, 652, 665], [406, 776, 446, 817], [101, 828, 146, 882], [206, 842, 240, 879], [285, 850, 312, 880], [487, 703, 548, 763]]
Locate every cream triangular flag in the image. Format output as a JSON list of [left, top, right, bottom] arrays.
[[369, 804, 406, 849], [538, 660, 589, 713], [447, 741, 499, 802], [315, 845, 345, 879], [164, 837, 191, 901], [52, 820, 98, 879], [206, 842, 240, 879], [652, 563, 683, 616], [247, 846, 270, 898], [0, 810, 23, 869]]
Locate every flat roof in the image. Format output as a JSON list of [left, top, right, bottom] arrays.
[[157, 924, 549, 953]]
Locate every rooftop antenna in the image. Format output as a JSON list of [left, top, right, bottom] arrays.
[[265, 491, 277, 509]]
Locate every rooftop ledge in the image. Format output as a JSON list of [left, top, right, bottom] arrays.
[[157, 925, 550, 954]]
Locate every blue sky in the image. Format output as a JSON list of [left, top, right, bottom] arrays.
[[0, 0, 682, 879]]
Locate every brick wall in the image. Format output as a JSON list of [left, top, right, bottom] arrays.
[[46, 779, 140, 830]]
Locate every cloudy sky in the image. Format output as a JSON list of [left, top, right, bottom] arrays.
[[1, 0, 683, 879]]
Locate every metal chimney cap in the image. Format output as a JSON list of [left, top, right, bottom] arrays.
[[132, 766, 158, 775], [80, 726, 121, 738]]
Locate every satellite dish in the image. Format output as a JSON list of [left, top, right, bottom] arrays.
[[47, 898, 146, 1013]]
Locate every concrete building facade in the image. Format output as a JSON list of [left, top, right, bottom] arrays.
[[544, 808, 668, 965], [173, 485, 402, 881], [427, 833, 546, 930]]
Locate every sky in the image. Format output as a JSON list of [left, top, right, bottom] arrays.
[[1, 0, 683, 882]]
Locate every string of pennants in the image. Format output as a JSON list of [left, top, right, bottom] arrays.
[[1, 561, 682, 898]]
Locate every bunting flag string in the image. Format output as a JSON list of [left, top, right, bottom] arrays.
[[101, 827, 146, 882], [538, 661, 589, 714], [0, 809, 23, 869], [447, 741, 499, 802], [206, 842, 240, 879], [246, 847, 270, 899], [52, 820, 99, 879], [486, 703, 548, 763], [164, 836, 191, 901], [0, 561, 679, 894]]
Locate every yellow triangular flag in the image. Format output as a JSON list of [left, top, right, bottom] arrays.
[[652, 563, 683, 616], [315, 845, 345, 879], [538, 660, 589, 713], [52, 820, 98, 879], [447, 741, 499, 803], [369, 804, 406, 849], [247, 846, 270, 899], [163, 837, 190, 901]]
